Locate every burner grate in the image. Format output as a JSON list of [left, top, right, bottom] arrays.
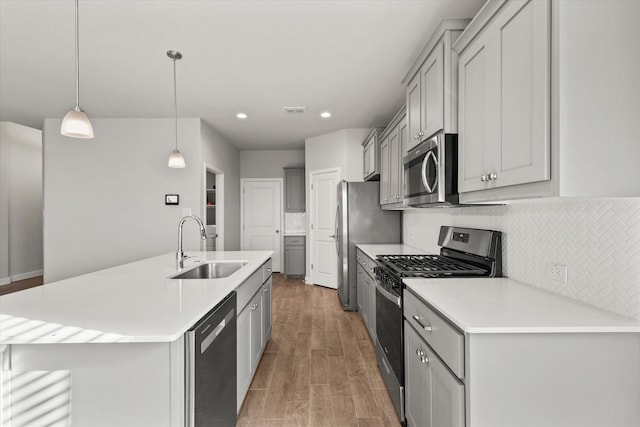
[[377, 254, 488, 277]]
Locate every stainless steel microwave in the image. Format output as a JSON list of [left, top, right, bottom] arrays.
[[403, 133, 459, 207]]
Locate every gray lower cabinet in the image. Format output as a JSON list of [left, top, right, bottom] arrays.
[[404, 320, 464, 427], [237, 259, 273, 412], [284, 236, 305, 278], [356, 248, 376, 341]]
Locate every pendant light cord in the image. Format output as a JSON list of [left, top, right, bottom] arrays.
[[173, 57, 178, 151], [75, 0, 80, 109]]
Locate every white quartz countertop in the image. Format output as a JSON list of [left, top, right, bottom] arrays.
[[404, 277, 640, 333], [356, 243, 425, 259], [0, 251, 272, 344]]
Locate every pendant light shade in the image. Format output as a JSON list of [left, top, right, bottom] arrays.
[[168, 149, 186, 168], [167, 50, 185, 168], [61, 0, 94, 139], [61, 107, 94, 138]]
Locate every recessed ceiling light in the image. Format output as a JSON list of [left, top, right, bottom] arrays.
[[321, 111, 332, 118], [236, 113, 248, 119]]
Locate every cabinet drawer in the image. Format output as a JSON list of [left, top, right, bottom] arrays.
[[284, 236, 305, 246], [403, 289, 464, 378], [262, 259, 273, 283], [356, 249, 376, 279]]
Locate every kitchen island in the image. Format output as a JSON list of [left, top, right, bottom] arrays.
[[0, 251, 272, 427], [403, 277, 640, 427]]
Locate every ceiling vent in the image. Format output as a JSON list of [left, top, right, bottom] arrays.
[[283, 106, 307, 114]]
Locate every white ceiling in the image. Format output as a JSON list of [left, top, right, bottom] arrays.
[[0, 0, 485, 150]]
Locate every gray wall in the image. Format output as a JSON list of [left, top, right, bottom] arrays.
[[201, 121, 241, 251], [239, 150, 305, 179], [0, 122, 43, 284], [43, 118, 202, 282]]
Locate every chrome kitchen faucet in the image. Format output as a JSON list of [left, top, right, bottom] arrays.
[[176, 215, 207, 269]]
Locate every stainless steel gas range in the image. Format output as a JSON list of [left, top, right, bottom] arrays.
[[374, 226, 503, 423]]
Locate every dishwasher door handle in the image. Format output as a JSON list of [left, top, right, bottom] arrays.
[[200, 308, 234, 354]]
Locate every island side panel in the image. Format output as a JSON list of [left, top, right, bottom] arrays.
[[466, 332, 640, 427], [6, 341, 180, 427]]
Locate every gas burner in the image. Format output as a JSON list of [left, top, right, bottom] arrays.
[[377, 254, 488, 277]]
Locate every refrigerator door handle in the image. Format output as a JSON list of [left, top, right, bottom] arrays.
[[334, 205, 340, 254]]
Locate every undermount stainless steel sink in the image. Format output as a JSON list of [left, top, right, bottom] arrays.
[[171, 261, 247, 280]]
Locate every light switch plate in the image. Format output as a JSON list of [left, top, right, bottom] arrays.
[[165, 194, 179, 205]]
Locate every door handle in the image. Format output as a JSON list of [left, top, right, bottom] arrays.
[[329, 234, 336, 239], [275, 230, 280, 233]]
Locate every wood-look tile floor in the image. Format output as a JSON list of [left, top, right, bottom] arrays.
[[237, 274, 402, 427], [0, 275, 43, 296]]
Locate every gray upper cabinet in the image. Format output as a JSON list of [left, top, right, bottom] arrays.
[[284, 167, 305, 212], [455, 0, 551, 196], [402, 19, 469, 153], [379, 106, 407, 209], [454, 0, 640, 203], [362, 128, 384, 181]]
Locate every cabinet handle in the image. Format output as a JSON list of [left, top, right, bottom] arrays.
[[418, 131, 424, 137], [251, 303, 258, 311], [480, 174, 487, 182], [266, 267, 272, 273], [413, 135, 419, 140], [488, 172, 497, 180], [416, 348, 429, 364], [263, 287, 269, 293], [412, 314, 433, 332]]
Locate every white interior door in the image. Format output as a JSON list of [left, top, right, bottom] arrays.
[[310, 169, 340, 288], [242, 180, 282, 271]]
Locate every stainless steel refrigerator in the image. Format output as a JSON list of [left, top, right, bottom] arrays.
[[335, 180, 402, 311]]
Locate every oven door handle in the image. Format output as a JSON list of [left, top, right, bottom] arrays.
[[375, 281, 401, 308]]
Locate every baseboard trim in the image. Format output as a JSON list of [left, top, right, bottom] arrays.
[[0, 277, 10, 286], [10, 269, 43, 282], [304, 276, 313, 285]]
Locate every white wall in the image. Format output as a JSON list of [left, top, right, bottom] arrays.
[[404, 198, 640, 320], [303, 128, 370, 281], [239, 150, 305, 179], [304, 128, 368, 184], [0, 122, 43, 284], [200, 120, 241, 251], [43, 118, 202, 282]]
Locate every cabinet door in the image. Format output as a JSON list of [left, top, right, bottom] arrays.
[[421, 41, 445, 140], [367, 139, 377, 179], [237, 304, 252, 410], [491, 0, 550, 189], [404, 321, 432, 427], [429, 345, 464, 427], [262, 278, 272, 342], [399, 118, 408, 200], [458, 32, 492, 193], [366, 278, 376, 341], [285, 168, 305, 212], [357, 266, 364, 313], [389, 126, 402, 202], [380, 137, 390, 204], [363, 143, 371, 178], [406, 73, 422, 152], [285, 245, 305, 277], [250, 292, 263, 372], [360, 272, 369, 327]]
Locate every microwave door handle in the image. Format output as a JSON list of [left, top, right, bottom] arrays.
[[421, 151, 437, 193]]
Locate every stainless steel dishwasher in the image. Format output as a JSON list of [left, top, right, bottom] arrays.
[[185, 292, 237, 427]]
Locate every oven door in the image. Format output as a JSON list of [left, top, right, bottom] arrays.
[[403, 137, 440, 206], [375, 281, 403, 383]]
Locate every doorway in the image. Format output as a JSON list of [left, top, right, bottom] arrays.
[[309, 167, 340, 289], [203, 164, 223, 251], [241, 179, 283, 271]]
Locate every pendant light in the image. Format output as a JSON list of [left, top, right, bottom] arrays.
[[167, 50, 186, 168], [61, 0, 94, 139]]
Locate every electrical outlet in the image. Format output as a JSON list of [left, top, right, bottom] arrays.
[[546, 262, 568, 283]]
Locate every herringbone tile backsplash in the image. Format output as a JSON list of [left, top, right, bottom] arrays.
[[403, 198, 640, 320]]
